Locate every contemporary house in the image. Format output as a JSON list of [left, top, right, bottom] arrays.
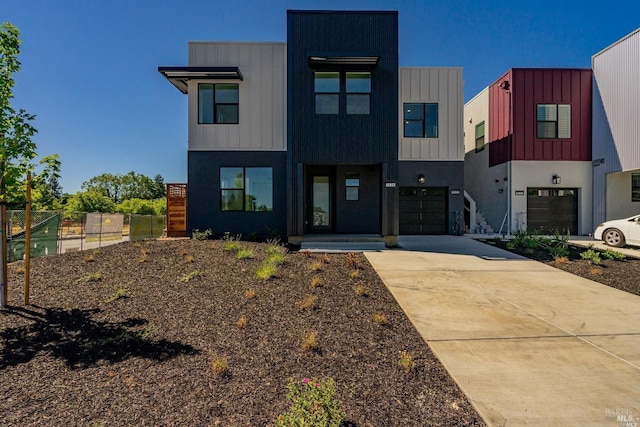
[[592, 28, 640, 226], [159, 10, 464, 243], [464, 68, 593, 235]]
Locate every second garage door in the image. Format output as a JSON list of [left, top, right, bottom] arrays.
[[399, 187, 447, 234], [527, 188, 578, 234]]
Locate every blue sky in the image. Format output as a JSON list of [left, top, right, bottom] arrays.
[[4, 0, 640, 194]]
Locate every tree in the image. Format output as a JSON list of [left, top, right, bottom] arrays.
[[1, 22, 39, 307], [6, 154, 62, 210], [81, 171, 165, 203], [64, 191, 116, 220]]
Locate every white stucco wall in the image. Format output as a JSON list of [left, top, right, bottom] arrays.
[[606, 170, 640, 220], [511, 161, 593, 234]]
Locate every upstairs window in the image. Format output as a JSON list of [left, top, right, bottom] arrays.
[[220, 167, 273, 212], [346, 72, 371, 115], [199, 83, 239, 124], [475, 121, 485, 152], [537, 104, 570, 139], [403, 103, 438, 138], [314, 72, 340, 115]]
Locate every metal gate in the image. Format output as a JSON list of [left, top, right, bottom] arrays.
[[399, 187, 447, 234]]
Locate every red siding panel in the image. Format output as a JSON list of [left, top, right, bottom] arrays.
[[489, 68, 592, 163]]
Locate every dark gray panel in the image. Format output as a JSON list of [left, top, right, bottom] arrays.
[[188, 151, 287, 237]]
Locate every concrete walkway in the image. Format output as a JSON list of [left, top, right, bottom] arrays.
[[365, 236, 640, 427]]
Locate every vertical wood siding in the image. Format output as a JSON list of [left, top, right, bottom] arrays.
[[187, 42, 286, 151], [398, 68, 464, 161], [489, 68, 592, 166]]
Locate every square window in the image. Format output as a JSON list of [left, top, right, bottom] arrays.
[[536, 104, 570, 139], [220, 167, 272, 212], [315, 94, 339, 115], [346, 94, 370, 114], [199, 83, 239, 124], [403, 103, 438, 138]]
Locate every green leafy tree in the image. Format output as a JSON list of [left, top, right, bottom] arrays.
[[64, 191, 116, 220], [116, 197, 166, 216], [1, 22, 39, 306], [82, 171, 165, 203]]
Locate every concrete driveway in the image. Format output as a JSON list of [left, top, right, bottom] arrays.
[[365, 236, 640, 426]]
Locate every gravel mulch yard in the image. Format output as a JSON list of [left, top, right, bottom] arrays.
[[482, 239, 640, 296], [1, 239, 484, 426]]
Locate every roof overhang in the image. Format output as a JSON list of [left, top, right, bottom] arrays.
[[157, 66, 244, 94], [307, 52, 379, 70]]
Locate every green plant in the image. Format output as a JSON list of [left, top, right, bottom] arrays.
[[77, 271, 102, 283], [602, 249, 626, 261], [178, 270, 204, 283], [398, 351, 415, 373], [580, 249, 602, 265], [275, 377, 345, 427], [236, 248, 255, 260], [223, 241, 242, 253], [191, 228, 213, 240], [350, 269, 361, 279], [256, 261, 277, 280], [104, 285, 129, 303], [372, 312, 388, 325], [548, 245, 569, 259], [310, 261, 323, 272], [310, 276, 323, 288], [210, 354, 229, 377]]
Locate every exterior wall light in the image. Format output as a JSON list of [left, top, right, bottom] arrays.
[[552, 174, 561, 185], [417, 174, 425, 184]]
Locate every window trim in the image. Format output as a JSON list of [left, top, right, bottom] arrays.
[[198, 83, 239, 125], [403, 102, 439, 138], [314, 71, 372, 116], [536, 103, 571, 139], [220, 167, 273, 212], [475, 121, 485, 152], [314, 72, 340, 115]]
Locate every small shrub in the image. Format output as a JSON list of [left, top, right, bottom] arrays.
[[297, 294, 318, 311], [602, 249, 626, 261], [236, 315, 248, 329], [580, 249, 602, 265], [256, 262, 277, 280], [192, 228, 213, 240], [223, 241, 242, 253], [301, 331, 318, 351], [349, 270, 361, 279], [398, 351, 415, 373], [355, 285, 370, 297], [319, 254, 330, 264], [138, 254, 148, 263], [372, 312, 388, 325], [178, 270, 204, 283], [310, 276, 323, 288], [267, 251, 286, 266], [310, 262, 323, 272], [84, 254, 95, 262], [345, 252, 360, 269], [300, 250, 312, 258], [548, 245, 569, 259], [236, 248, 255, 260], [589, 266, 604, 276], [78, 272, 102, 283], [275, 377, 345, 427], [245, 289, 256, 299], [184, 254, 195, 263], [210, 355, 229, 377], [553, 256, 570, 264], [104, 285, 129, 303], [140, 247, 151, 255]]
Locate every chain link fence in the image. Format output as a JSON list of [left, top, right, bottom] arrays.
[[7, 211, 166, 261]]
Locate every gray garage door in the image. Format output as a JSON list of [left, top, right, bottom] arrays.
[[527, 188, 578, 234], [399, 187, 447, 234]]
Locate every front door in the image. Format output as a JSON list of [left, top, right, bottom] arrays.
[[311, 175, 332, 231]]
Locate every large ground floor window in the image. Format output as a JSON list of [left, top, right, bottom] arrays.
[[220, 167, 272, 211]]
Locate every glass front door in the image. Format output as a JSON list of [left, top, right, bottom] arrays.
[[312, 176, 331, 230]]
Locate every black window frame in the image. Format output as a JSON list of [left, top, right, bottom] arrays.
[[198, 83, 239, 124], [220, 167, 273, 212], [536, 103, 571, 139], [403, 102, 439, 138], [633, 173, 640, 202], [314, 71, 371, 116]]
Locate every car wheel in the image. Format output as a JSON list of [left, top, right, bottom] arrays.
[[603, 228, 625, 247]]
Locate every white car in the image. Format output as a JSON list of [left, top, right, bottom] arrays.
[[594, 214, 640, 247]]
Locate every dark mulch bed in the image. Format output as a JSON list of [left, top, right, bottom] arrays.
[[484, 239, 640, 296], [1, 240, 484, 426]]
